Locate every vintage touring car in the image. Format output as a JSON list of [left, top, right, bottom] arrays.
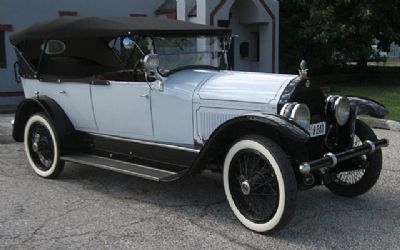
[[10, 17, 388, 233]]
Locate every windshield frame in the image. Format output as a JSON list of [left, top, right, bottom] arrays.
[[152, 35, 231, 77]]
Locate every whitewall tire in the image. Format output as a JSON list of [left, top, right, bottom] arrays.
[[24, 113, 64, 178], [223, 135, 297, 233]]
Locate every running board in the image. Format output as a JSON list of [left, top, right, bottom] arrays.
[[61, 154, 182, 182]]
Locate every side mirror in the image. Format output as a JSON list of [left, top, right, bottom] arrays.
[[122, 37, 135, 50], [143, 54, 163, 92], [143, 54, 159, 73]]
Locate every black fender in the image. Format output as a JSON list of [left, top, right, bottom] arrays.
[[347, 96, 388, 118], [13, 96, 75, 142], [187, 114, 310, 177]]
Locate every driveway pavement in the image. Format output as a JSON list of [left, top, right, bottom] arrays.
[[0, 113, 399, 249]]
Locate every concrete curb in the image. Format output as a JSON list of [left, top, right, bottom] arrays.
[[359, 116, 400, 132]]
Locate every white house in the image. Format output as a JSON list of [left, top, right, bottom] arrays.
[[0, 0, 279, 106]]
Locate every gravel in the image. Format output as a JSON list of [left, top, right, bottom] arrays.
[[0, 114, 399, 249]]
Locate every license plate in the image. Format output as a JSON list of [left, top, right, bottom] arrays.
[[309, 122, 326, 137]]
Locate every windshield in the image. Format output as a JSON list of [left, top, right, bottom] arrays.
[[153, 36, 228, 75]]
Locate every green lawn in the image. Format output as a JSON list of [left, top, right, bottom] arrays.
[[320, 70, 400, 121], [368, 59, 400, 68]]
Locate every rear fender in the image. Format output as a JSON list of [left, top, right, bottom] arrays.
[[13, 96, 74, 142]]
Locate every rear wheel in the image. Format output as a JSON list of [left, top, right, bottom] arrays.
[[325, 119, 382, 197], [24, 113, 64, 178], [223, 135, 297, 233]]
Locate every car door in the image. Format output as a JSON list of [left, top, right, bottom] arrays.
[[21, 80, 98, 131], [90, 81, 154, 139]]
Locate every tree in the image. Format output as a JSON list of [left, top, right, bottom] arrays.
[[279, 0, 400, 72]]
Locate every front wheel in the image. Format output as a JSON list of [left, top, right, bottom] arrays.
[[24, 113, 64, 178], [325, 119, 382, 197], [223, 135, 297, 233]]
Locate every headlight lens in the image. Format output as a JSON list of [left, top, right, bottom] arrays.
[[280, 103, 310, 130], [333, 96, 350, 126], [291, 104, 311, 130]]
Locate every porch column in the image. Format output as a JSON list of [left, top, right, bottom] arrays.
[[177, 0, 189, 21]]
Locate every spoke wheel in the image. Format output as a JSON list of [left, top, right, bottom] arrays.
[[229, 149, 279, 223], [333, 136, 367, 186], [28, 122, 55, 171], [223, 135, 297, 234], [24, 113, 64, 178], [325, 119, 382, 197]]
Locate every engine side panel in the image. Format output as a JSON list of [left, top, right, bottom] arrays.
[[192, 100, 277, 144], [193, 73, 296, 145], [151, 69, 216, 145]]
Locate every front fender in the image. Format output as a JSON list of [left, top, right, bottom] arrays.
[[186, 114, 310, 177], [13, 96, 74, 142], [218, 114, 310, 143], [348, 96, 388, 118]]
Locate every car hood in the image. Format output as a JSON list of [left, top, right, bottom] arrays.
[[197, 71, 296, 104]]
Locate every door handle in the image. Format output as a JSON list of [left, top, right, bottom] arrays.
[[58, 90, 66, 94], [140, 93, 149, 98]]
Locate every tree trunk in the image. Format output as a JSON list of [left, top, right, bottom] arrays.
[[357, 57, 368, 72]]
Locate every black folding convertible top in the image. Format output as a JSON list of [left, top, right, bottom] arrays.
[[10, 16, 231, 45]]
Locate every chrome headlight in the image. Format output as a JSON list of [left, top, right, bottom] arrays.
[[280, 103, 311, 130], [333, 96, 351, 126]]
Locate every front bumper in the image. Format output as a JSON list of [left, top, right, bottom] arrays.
[[299, 139, 389, 174]]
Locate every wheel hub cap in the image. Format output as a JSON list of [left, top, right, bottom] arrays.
[[241, 180, 251, 195], [32, 134, 40, 152], [32, 142, 39, 152]]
